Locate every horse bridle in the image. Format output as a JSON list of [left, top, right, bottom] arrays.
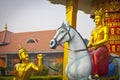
[[54, 26, 71, 45], [56, 26, 88, 52]]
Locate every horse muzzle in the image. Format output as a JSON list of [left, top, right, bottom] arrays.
[[49, 39, 58, 49]]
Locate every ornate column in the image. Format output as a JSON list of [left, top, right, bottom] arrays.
[[63, 0, 78, 80], [91, 0, 120, 56]]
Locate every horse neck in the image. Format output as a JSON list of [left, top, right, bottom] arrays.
[[68, 31, 87, 51], [67, 31, 89, 62]]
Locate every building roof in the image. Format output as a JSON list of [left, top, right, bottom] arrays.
[[48, 0, 92, 14], [0, 30, 63, 54]]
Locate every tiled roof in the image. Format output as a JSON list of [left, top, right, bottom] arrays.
[[0, 30, 63, 54], [0, 31, 4, 42]]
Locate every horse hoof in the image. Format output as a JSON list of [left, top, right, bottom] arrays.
[[91, 75, 99, 80]]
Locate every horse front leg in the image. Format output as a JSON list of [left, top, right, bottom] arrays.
[[65, 62, 78, 80]]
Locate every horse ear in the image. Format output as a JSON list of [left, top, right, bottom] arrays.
[[65, 21, 70, 26], [61, 21, 65, 27], [67, 21, 69, 26], [61, 21, 69, 28]]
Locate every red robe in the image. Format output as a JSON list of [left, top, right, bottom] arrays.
[[89, 45, 110, 76]]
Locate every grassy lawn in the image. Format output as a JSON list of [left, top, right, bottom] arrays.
[[0, 75, 62, 80]]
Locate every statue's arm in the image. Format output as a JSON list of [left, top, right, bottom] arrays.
[[37, 54, 43, 71], [87, 31, 94, 48], [31, 54, 43, 71]]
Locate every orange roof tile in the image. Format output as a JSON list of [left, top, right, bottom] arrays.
[[0, 30, 63, 54]]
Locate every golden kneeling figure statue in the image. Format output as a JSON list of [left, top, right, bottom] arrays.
[[13, 46, 43, 80]]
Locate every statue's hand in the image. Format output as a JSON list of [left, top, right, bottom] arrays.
[[37, 54, 43, 59], [87, 44, 92, 48]]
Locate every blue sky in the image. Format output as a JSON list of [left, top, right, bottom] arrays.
[[0, 0, 94, 39]]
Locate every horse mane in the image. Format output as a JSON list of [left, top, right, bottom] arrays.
[[69, 25, 88, 49]]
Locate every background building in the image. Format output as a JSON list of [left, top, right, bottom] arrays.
[[0, 25, 63, 75]]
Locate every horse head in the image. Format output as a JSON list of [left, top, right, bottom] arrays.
[[49, 22, 75, 49]]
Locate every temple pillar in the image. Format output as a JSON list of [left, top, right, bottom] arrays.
[[63, 0, 78, 80]]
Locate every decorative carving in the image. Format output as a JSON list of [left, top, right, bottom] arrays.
[[109, 1, 120, 11], [91, 0, 120, 12]]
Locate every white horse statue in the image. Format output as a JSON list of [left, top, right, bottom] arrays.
[[49, 22, 120, 80]]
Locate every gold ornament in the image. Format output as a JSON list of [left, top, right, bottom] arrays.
[[94, 8, 103, 16]]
